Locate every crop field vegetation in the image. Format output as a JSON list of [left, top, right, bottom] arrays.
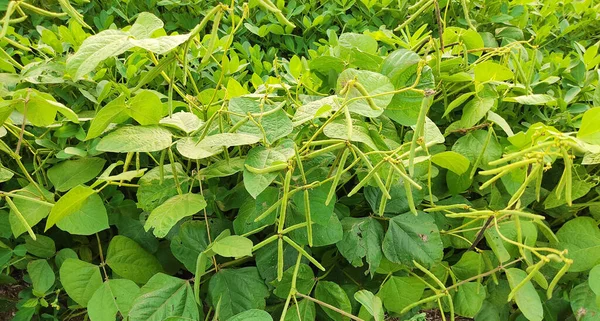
[[0, 0, 600, 320]]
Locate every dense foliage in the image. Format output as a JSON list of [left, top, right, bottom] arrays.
[[1, 0, 600, 320]]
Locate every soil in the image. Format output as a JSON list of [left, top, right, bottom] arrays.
[[0, 271, 27, 321]]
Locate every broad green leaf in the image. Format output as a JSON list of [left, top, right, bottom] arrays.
[[505, 268, 543, 321], [197, 157, 246, 180], [55, 248, 78, 269], [127, 90, 163, 125], [96, 126, 172, 153], [67, 29, 133, 79], [453, 282, 486, 318], [129, 34, 190, 54], [431, 151, 471, 175], [444, 92, 475, 117], [243, 143, 293, 198], [314, 281, 352, 321], [589, 265, 600, 296], [378, 276, 425, 314], [137, 163, 190, 212], [128, 273, 199, 321], [88, 279, 140, 321], [569, 282, 600, 321], [336, 217, 384, 277], [177, 133, 260, 160], [207, 267, 270, 320], [8, 185, 54, 237], [578, 108, 600, 145], [460, 96, 495, 128], [272, 264, 315, 299], [128, 12, 164, 38], [336, 68, 394, 117], [284, 299, 315, 321], [27, 259, 55, 294], [555, 217, 600, 272], [452, 130, 502, 170], [227, 309, 272, 321], [86, 95, 129, 140], [144, 193, 207, 238], [323, 118, 377, 149], [452, 252, 484, 280], [160, 111, 204, 134], [24, 234, 55, 258], [474, 61, 514, 82], [45, 185, 109, 235], [503, 94, 556, 106], [106, 235, 163, 284], [229, 98, 293, 144], [171, 221, 210, 271], [544, 178, 595, 209], [292, 96, 338, 126], [354, 290, 384, 321], [233, 188, 278, 235], [381, 49, 435, 126], [382, 212, 443, 268], [212, 235, 253, 258], [60, 258, 104, 307], [47, 157, 106, 192]]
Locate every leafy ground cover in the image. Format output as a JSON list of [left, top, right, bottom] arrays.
[[1, 0, 600, 320]]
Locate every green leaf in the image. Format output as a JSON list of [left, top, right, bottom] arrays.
[[382, 212, 443, 268], [292, 96, 338, 126], [8, 185, 54, 238], [227, 309, 273, 321], [284, 299, 315, 321], [45, 185, 109, 235], [577, 108, 600, 145], [128, 273, 199, 321], [127, 90, 163, 125], [96, 126, 172, 153], [24, 234, 55, 258], [197, 157, 246, 180], [137, 163, 190, 212], [354, 290, 384, 321], [503, 94, 556, 106], [544, 178, 595, 209], [378, 276, 425, 314], [60, 258, 104, 307], [452, 130, 502, 170], [474, 61, 514, 82], [444, 92, 475, 117], [453, 282, 486, 318], [106, 235, 164, 284], [323, 118, 377, 149], [381, 49, 435, 126], [460, 96, 495, 128], [336, 217, 384, 277], [47, 157, 106, 192], [314, 281, 352, 321], [243, 142, 294, 198], [144, 193, 207, 238], [570, 282, 600, 321], [171, 221, 211, 271], [229, 98, 293, 144], [88, 279, 140, 321], [452, 251, 484, 280], [86, 95, 129, 140], [431, 151, 471, 175], [160, 111, 204, 134], [589, 264, 600, 297], [27, 259, 55, 294], [505, 268, 543, 321], [212, 235, 253, 258], [233, 187, 278, 234], [177, 133, 260, 160], [66, 30, 133, 79], [556, 217, 600, 272], [272, 264, 315, 299], [207, 267, 270, 320], [336, 69, 394, 117]]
